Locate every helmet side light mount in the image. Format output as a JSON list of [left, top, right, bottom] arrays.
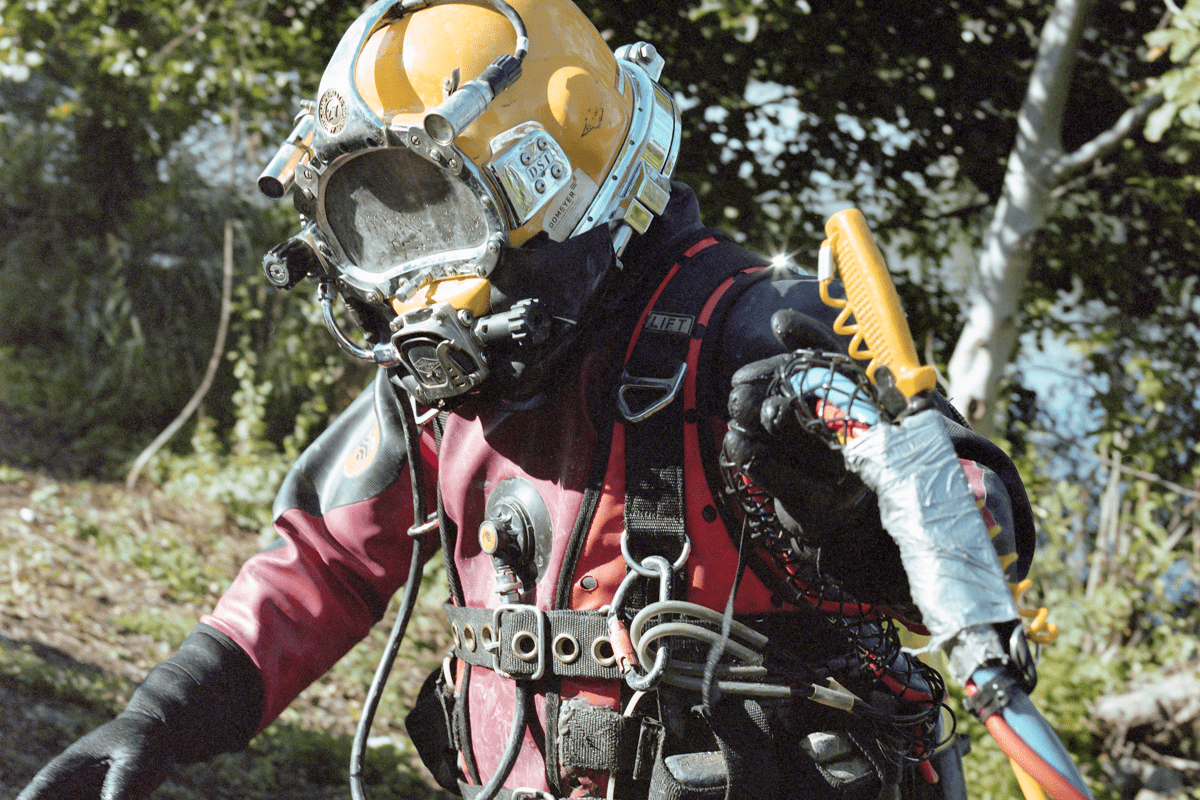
[[422, 0, 529, 146], [424, 53, 525, 146], [258, 103, 316, 199]]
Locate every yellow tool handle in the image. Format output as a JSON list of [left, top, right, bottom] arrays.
[[818, 208, 937, 399]]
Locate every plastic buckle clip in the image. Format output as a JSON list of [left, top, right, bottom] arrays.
[[964, 671, 1018, 720]]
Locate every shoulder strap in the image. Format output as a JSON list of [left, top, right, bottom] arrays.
[[620, 232, 766, 572]]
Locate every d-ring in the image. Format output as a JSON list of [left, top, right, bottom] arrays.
[[621, 531, 691, 576]]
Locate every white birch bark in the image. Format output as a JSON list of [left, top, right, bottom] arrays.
[[946, 0, 1163, 438]]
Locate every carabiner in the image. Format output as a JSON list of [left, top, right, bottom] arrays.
[[608, 554, 675, 691]]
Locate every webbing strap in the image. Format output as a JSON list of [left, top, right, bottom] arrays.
[[620, 233, 767, 576], [558, 698, 662, 778], [445, 604, 621, 680]]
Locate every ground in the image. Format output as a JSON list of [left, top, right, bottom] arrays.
[[0, 419, 453, 800]]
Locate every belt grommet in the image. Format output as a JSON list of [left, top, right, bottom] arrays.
[[481, 623, 497, 650], [552, 633, 580, 664], [592, 635, 616, 667], [512, 630, 540, 663], [462, 624, 477, 652], [451, 622, 461, 650]]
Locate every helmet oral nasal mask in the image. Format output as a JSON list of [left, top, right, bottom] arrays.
[[258, 0, 681, 407]]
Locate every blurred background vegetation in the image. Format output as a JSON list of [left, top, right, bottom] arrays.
[[2, 0, 1199, 798]]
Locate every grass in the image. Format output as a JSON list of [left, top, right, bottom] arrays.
[[0, 463, 452, 799]]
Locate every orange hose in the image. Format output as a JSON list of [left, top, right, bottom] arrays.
[[964, 681, 1090, 800], [982, 710, 1089, 800]]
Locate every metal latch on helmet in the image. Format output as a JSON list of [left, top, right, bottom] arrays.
[[617, 363, 687, 423]]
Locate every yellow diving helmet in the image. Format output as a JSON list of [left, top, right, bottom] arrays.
[[258, 0, 681, 405]]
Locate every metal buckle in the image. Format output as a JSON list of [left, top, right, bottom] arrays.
[[511, 790, 555, 800], [617, 363, 687, 422], [489, 603, 547, 681]]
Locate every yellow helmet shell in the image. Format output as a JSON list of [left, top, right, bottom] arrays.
[[356, 2, 627, 184], [294, 0, 679, 305], [351, 0, 641, 247]]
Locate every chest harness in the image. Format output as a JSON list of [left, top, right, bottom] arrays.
[[408, 231, 945, 800]]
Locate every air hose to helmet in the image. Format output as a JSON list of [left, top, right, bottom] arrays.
[[349, 386, 434, 800]]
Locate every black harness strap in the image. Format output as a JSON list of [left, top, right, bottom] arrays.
[[620, 232, 766, 585]]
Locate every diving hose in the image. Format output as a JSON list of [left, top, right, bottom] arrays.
[[349, 386, 432, 800], [967, 667, 1093, 800]]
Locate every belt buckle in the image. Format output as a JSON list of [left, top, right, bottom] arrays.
[[490, 603, 547, 681]]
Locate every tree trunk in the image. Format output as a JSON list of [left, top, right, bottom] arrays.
[[945, 0, 1162, 439], [946, 0, 1091, 438]]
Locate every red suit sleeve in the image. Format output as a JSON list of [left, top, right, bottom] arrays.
[[201, 473, 425, 731]]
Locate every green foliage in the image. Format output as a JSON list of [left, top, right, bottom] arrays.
[[585, 0, 1200, 477], [0, 0, 367, 477], [110, 609, 195, 648], [992, 430, 1200, 798], [1145, 0, 1200, 139], [177, 725, 438, 800]]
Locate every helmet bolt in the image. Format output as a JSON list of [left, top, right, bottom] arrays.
[[551, 165, 565, 179], [537, 138, 549, 151], [535, 179, 546, 193], [520, 152, 533, 166]]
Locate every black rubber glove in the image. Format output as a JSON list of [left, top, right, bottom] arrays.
[[722, 311, 912, 604], [724, 351, 863, 541], [18, 624, 263, 800], [722, 309, 871, 543]]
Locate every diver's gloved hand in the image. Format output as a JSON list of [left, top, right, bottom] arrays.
[[722, 310, 872, 542], [18, 625, 263, 800]]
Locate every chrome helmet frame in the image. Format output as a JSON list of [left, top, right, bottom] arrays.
[[258, 0, 682, 405]]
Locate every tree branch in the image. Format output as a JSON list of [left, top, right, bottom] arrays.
[[1094, 452, 1200, 500], [149, 0, 219, 66], [125, 220, 234, 490], [1053, 93, 1166, 180]]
